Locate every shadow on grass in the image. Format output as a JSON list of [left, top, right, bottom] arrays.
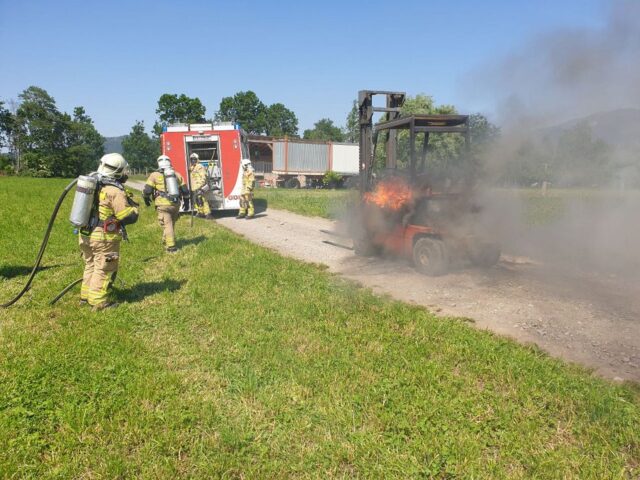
[[118, 279, 186, 303], [176, 235, 206, 249], [0, 264, 62, 279]]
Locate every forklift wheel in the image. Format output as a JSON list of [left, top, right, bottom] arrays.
[[413, 237, 449, 276]]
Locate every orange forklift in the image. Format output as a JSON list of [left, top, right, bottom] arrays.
[[353, 90, 500, 275]]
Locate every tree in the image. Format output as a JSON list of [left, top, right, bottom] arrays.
[[552, 122, 611, 187], [0, 101, 13, 151], [154, 93, 206, 135], [303, 118, 345, 142], [345, 100, 359, 143], [469, 113, 500, 153], [265, 103, 298, 137], [386, 94, 464, 179], [63, 106, 105, 176], [12, 87, 106, 177], [216, 91, 267, 134], [15, 86, 67, 176], [499, 140, 549, 187], [122, 121, 160, 170]]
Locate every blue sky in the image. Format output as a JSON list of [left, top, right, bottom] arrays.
[[0, 0, 607, 137]]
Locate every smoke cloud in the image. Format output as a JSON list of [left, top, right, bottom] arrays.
[[469, 0, 640, 129], [462, 0, 640, 281]]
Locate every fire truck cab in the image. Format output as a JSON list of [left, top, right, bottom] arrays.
[[160, 122, 250, 212]]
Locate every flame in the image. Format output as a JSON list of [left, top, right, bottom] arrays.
[[364, 177, 413, 211]]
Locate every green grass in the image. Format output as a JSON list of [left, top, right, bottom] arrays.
[[0, 177, 639, 478], [255, 187, 355, 218]]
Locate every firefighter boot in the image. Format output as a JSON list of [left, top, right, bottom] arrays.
[[246, 203, 255, 219], [236, 208, 247, 219]]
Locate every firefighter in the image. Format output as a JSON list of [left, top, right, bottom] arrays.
[[79, 153, 139, 311], [142, 155, 189, 253], [189, 153, 212, 218], [237, 158, 255, 219]]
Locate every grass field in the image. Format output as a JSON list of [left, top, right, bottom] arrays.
[[255, 187, 355, 219], [1, 177, 639, 478]]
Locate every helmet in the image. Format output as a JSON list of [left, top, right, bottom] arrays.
[[97, 153, 128, 179], [157, 154, 172, 170], [241, 158, 251, 167], [189, 152, 199, 162]]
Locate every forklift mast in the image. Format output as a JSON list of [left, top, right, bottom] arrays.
[[358, 90, 406, 195], [358, 90, 473, 195]]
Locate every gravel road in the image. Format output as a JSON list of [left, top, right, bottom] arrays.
[[128, 181, 639, 382], [217, 208, 640, 382]]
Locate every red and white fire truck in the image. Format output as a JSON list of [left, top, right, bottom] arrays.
[[160, 122, 250, 211]]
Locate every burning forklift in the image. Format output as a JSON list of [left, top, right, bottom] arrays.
[[352, 90, 500, 275]]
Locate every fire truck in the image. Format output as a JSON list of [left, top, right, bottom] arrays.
[[160, 122, 250, 212]]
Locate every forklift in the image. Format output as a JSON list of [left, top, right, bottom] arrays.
[[353, 90, 500, 275]]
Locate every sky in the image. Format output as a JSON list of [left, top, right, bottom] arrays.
[[0, 0, 608, 137]]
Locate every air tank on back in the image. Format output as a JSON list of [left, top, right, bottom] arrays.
[[69, 175, 98, 227], [164, 167, 180, 200]]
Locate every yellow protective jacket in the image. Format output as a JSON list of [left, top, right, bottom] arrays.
[[190, 163, 208, 191], [81, 184, 139, 241], [144, 170, 185, 207], [241, 167, 255, 195]]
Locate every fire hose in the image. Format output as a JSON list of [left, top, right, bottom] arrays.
[[1, 178, 78, 308]]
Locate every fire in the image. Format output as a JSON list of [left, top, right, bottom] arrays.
[[364, 177, 413, 211]]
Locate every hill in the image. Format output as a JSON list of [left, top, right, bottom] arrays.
[[547, 108, 640, 148]]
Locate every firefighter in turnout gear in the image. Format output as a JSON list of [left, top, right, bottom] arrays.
[[237, 158, 255, 219], [189, 153, 212, 218], [79, 153, 139, 311], [143, 155, 189, 253]]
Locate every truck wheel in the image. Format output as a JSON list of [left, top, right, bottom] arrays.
[[469, 242, 501, 268], [284, 178, 300, 189], [413, 237, 449, 276]]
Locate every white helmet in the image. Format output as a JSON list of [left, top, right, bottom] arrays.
[[241, 158, 251, 168], [189, 152, 199, 162], [157, 154, 172, 170], [97, 153, 128, 179]]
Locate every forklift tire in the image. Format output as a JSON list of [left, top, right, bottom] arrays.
[[413, 237, 449, 276], [469, 242, 501, 268]]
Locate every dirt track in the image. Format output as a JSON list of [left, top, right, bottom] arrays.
[[216, 208, 640, 382]]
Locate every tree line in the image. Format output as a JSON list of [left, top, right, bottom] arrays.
[[0, 87, 104, 177], [12, 85, 623, 186]]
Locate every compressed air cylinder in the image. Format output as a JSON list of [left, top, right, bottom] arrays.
[[69, 175, 98, 227], [164, 167, 180, 198]]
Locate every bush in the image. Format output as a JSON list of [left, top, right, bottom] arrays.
[[0, 154, 14, 175], [322, 170, 343, 189]]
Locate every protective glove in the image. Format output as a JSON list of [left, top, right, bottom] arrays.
[[126, 190, 140, 208]]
